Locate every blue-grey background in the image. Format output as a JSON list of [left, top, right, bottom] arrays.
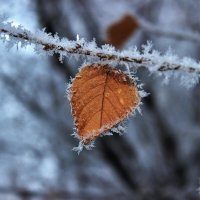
[[0, 0, 200, 199]]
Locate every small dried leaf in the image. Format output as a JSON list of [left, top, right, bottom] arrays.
[[106, 15, 139, 48], [69, 63, 140, 144]]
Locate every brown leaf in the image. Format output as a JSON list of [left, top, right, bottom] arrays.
[[69, 63, 140, 144], [106, 15, 139, 49]]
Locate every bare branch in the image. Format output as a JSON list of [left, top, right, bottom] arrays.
[[139, 17, 200, 43]]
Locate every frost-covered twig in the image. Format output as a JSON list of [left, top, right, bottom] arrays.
[[1, 19, 200, 76]]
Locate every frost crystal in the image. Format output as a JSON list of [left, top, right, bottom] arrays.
[[72, 141, 95, 155]]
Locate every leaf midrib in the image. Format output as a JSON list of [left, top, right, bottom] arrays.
[[100, 71, 109, 127]]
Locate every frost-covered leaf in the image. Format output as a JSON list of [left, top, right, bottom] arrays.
[[68, 63, 141, 145]]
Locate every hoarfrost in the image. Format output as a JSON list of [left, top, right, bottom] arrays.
[[1, 17, 200, 88]]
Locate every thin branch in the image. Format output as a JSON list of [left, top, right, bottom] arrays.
[[1, 19, 200, 76], [0, 187, 124, 200], [138, 17, 200, 43], [0, 73, 69, 133]]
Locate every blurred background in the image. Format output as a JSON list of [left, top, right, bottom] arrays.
[[0, 0, 200, 199]]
